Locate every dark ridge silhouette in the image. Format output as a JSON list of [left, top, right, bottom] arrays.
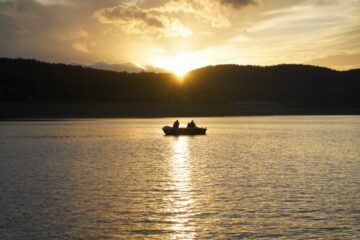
[[0, 58, 182, 103], [0, 58, 359, 118], [184, 64, 360, 107]]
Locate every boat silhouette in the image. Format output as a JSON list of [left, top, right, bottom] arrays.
[[162, 126, 207, 136]]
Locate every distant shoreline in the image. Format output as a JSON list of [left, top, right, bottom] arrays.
[[1, 102, 359, 120]]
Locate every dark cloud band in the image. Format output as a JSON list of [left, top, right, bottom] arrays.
[[219, 0, 257, 8]]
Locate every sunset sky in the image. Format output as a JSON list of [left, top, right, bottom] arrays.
[[0, 0, 359, 75]]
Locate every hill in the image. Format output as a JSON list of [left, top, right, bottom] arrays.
[[0, 58, 359, 118], [184, 64, 360, 107]]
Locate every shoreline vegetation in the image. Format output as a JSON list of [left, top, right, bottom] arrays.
[[0, 58, 359, 119], [1, 102, 359, 120]]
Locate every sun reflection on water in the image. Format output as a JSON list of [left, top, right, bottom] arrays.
[[168, 137, 195, 239]]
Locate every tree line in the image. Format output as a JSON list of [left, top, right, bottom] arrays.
[[0, 58, 359, 107]]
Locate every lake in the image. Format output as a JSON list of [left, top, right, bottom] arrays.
[[0, 116, 359, 239]]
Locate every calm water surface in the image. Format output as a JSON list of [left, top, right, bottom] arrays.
[[0, 116, 359, 239]]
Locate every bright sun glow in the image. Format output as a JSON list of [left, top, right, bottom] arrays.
[[152, 52, 209, 78]]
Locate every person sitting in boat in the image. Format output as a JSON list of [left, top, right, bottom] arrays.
[[191, 120, 197, 128], [187, 120, 196, 128], [173, 120, 179, 129]]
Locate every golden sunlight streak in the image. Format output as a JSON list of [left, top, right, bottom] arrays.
[[166, 137, 195, 239]]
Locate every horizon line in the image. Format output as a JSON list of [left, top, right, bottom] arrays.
[[1, 57, 359, 74]]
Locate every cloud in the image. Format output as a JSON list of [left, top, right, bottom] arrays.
[[93, 0, 257, 38], [33, 0, 70, 6], [143, 65, 169, 73], [223, 0, 360, 67], [90, 61, 144, 73], [77, 61, 168, 73], [94, 4, 164, 28], [156, 0, 232, 28], [93, 2, 194, 38], [0, 0, 358, 71], [72, 42, 89, 53], [72, 27, 88, 38], [306, 53, 360, 70], [219, 0, 257, 9], [0, 0, 120, 62]]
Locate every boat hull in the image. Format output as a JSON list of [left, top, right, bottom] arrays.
[[162, 126, 207, 136]]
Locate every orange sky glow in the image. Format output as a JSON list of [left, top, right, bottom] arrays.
[[0, 0, 359, 74]]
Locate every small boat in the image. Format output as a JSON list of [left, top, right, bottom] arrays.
[[162, 126, 207, 136]]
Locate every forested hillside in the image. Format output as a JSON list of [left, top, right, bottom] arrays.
[[1, 58, 359, 108]]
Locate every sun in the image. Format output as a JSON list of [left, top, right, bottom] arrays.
[[158, 55, 197, 77], [152, 52, 208, 78], [172, 64, 192, 78]]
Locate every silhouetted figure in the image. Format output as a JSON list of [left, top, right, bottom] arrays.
[[188, 120, 196, 128], [191, 120, 197, 127], [173, 120, 179, 129]]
